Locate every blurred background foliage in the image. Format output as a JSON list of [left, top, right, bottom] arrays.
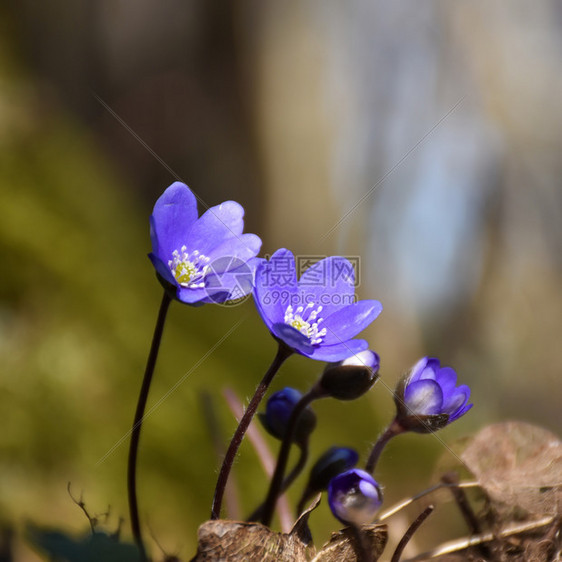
[[0, 1, 561, 560]]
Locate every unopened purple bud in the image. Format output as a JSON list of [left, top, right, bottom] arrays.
[[328, 469, 383, 526], [258, 387, 316, 443], [395, 357, 473, 433]]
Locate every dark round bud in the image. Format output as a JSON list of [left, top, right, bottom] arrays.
[[320, 350, 380, 400], [306, 446, 360, 494]]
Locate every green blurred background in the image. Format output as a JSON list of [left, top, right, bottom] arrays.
[[1, 1, 561, 560]]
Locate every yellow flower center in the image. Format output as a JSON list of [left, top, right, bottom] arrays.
[[168, 246, 211, 288]]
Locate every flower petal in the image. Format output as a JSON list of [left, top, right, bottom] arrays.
[[434, 366, 458, 397], [450, 402, 473, 422], [407, 357, 429, 383], [184, 201, 245, 255], [420, 358, 441, 381], [271, 323, 314, 354], [205, 233, 262, 267], [150, 182, 198, 260], [320, 300, 382, 345], [404, 379, 443, 415], [295, 256, 357, 318], [305, 338, 369, 362], [253, 249, 298, 329], [203, 257, 263, 303], [148, 252, 177, 286], [443, 384, 471, 421], [177, 285, 209, 304], [409, 356, 440, 383]]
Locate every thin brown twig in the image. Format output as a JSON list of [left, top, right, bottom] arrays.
[[391, 505, 435, 562]]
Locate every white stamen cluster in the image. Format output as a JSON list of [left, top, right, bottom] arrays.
[[284, 302, 327, 345], [168, 246, 211, 288]]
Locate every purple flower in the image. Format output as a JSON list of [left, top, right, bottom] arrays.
[[402, 357, 472, 423], [328, 469, 383, 525], [253, 249, 382, 361], [148, 182, 262, 304]]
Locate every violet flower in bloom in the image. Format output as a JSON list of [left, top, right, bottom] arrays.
[[253, 249, 382, 361], [328, 468, 383, 526], [149, 182, 262, 304], [402, 357, 472, 424]]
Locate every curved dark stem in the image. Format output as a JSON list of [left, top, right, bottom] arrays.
[[281, 440, 309, 498], [260, 387, 324, 527], [349, 524, 374, 562], [365, 418, 403, 475], [128, 291, 171, 562], [390, 505, 434, 562], [211, 342, 293, 520], [246, 439, 309, 522]]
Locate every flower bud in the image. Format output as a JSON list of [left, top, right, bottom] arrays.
[[258, 387, 316, 444], [394, 357, 472, 433], [306, 446, 359, 494], [328, 469, 383, 526], [319, 350, 380, 401]]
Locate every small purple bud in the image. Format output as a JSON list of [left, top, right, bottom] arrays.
[[395, 357, 473, 433], [320, 350, 380, 400], [328, 469, 383, 526], [258, 387, 316, 443]]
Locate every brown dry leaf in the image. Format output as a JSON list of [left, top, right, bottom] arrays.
[[412, 422, 562, 560], [312, 524, 388, 562], [460, 421, 562, 520], [191, 496, 319, 561]]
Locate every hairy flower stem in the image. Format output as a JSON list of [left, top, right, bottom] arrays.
[[350, 524, 374, 562], [127, 291, 172, 562], [260, 386, 326, 527], [365, 418, 404, 475], [246, 440, 309, 522], [211, 342, 293, 520]]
